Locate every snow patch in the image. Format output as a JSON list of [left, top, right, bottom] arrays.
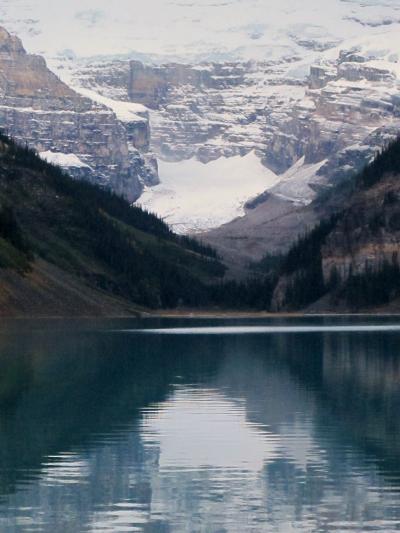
[[137, 152, 279, 234], [70, 87, 148, 123], [270, 157, 328, 204], [40, 151, 91, 169]]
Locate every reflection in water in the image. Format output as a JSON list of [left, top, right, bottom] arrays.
[[137, 324, 400, 334], [0, 318, 398, 531], [142, 388, 281, 470]]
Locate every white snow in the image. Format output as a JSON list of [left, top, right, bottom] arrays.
[[320, 28, 400, 72], [1, 0, 400, 63], [71, 87, 148, 123], [271, 157, 327, 204], [137, 151, 279, 233], [40, 151, 90, 169]]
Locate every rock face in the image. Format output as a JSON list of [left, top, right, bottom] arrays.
[[321, 176, 400, 284], [128, 61, 247, 109], [269, 169, 400, 311], [129, 61, 169, 109], [126, 49, 400, 183], [0, 27, 157, 201], [128, 60, 279, 163], [2, 0, 400, 241]]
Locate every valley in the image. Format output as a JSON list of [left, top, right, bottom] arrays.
[[0, 5, 399, 533], [0, 0, 398, 310]]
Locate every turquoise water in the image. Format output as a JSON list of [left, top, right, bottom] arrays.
[[0, 316, 399, 532]]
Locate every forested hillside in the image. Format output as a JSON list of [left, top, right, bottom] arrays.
[[0, 134, 225, 316], [0, 131, 398, 315], [259, 138, 400, 311]]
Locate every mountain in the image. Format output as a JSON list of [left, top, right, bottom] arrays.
[[0, 26, 158, 202], [1, 1, 400, 264], [0, 129, 397, 317], [0, 1, 398, 316], [0, 134, 225, 317], [262, 138, 400, 311], [139, 34, 400, 242], [33, 13, 399, 240]]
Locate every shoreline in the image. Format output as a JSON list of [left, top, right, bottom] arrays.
[[150, 311, 400, 319], [0, 310, 400, 321]]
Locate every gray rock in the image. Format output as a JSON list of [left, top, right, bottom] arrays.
[[0, 27, 157, 202]]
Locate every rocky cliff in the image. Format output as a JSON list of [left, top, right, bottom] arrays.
[[54, 47, 400, 261], [3, 22, 400, 252], [267, 139, 400, 311], [321, 176, 400, 285], [0, 27, 157, 201], [127, 46, 400, 185], [128, 61, 247, 109]]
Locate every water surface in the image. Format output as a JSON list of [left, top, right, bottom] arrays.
[[0, 316, 399, 532]]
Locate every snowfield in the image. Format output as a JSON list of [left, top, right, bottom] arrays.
[[1, 0, 400, 63], [137, 152, 279, 233]]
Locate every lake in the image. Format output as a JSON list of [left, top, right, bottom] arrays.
[[0, 316, 399, 532]]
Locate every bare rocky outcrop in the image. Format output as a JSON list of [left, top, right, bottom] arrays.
[[321, 176, 400, 283], [125, 49, 400, 183], [128, 61, 247, 109], [268, 170, 400, 311], [69, 43, 400, 206], [0, 27, 157, 201]]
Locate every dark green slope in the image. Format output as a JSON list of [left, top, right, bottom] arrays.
[[256, 137, 400, 312], [0, 134, 225, 315]]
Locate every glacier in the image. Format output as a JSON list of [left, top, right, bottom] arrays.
[[0, 0, 400, 63], [138, 151, 279, 233]]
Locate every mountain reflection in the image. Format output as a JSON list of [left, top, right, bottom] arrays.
[[0, 319, 398, 531]]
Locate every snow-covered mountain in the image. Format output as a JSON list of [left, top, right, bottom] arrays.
[[1, 0, 400, 240], [60, 28, 400, 236], [1, 0, 400, 63]]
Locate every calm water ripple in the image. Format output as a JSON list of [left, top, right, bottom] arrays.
[[0, 316, 398, 531]]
